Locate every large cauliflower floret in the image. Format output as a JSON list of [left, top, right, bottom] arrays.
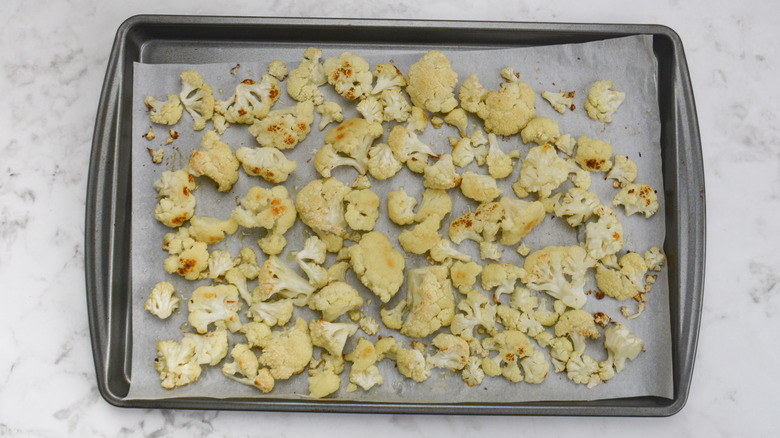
[[348, 231, 405, 303], [308, 281, 364, 321], [295, 178, 352, 252], [371, 63, 407, 95], [613, 183, 659, 218], [324, 117, 384, 173], [231, 185, 296, 255], [316, 101, 344, 130], [248, 100, 314, 150], [309, 319, 358, 357], [424, 154, 462, 190], [399, 214, 443, 255], [155, 331, 228, 389], [406, 50, 459, 113], [584, 80, 626, 123], [481, 263, 527, 303], [475, 67, 536, 136], [387, 125, 439, 173], [450, 290, 498, 339], [187, 130, 240, 192], [163, 228, 209, 280], [323, 52, 373, 100], [595, 252, 648, 301], [287, 47, 328, 104], [187, 216, 238, 245], [254, 256, 317, 306], [235, 146, 297, 184], [145, 94, 183, 125], [295, 235, 328, 288], [448, 202, 500, 245], [575, 136, 613, 172], [523, 246, 594, 309], [344, 188, 380, 231], [188, 285, 243, 334], [498, 196, 546, 245], [585, 205, 624, 261], [258, 318, 313, 380], [460, 171, 503, 203], [415, 189, 452, 223], [553, 187, 600, 227], [248, 299, 294, 327], [513, 144, 569, 199], [485, 134, 521, 179], [221, 344, 275, 393], [153, 170, 197, 228], [450, 261, 483, 294], [179, 70, 215, 130], [606, 155, 638, 188], [400, 265, 455, 338], [144, 281, 179, 319], [541, 90, 575, 113], [603, 323, 644, 373], [555, 309, 601, 355], [520, 116, 561, 146], [387, 188, 418, 226], [481, 329, 535, 382], [216, 75, 281, 124], [426, 333, 469, 371]]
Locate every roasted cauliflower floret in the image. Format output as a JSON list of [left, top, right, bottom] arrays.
[[481, 329, 535, 382], [145, 94, 183, 125], [253, 255, 317, 306], [163, 228, 209, 280], [324, 117, 384, 173], [323, 51, 373, 100], [498, 196, 546, 245], [606, 155, 638, 188], [231, 185, 296, 255], [524, 245, 593, 309], [520, 117, 561, 145], [575, 136, 613, 172], [144, 281, 179, 319], [613, 183, 659, 218], [405, 50, 459, 113], [187, 215, 238, 245], [387, 188, 418, 226], [424, 154, 462, 190], [644, 247, 666, 271], [235, 146, 297, 184], [179, 70, 215, 130], [310, 319, 358, 357], [258, 318, 313, 380], [429, 239, 472, 265], [153, 170, 197, 228], [555, 309, 601, 355], [400, 265, 455, 338], [595, 252, 648, 301], [485, 134, 520, 179], [371, 63, 407, 95], [188, 285, 242, 334], [541, 89, 575, 113], [348, 231, 405, 303], [287, 47, 328, 104], [444, 108, 469, 137], [603, 322, 643, 373], [584, 205, 624, 261], [584, 80, 626, 123], [414, 188, 452, 223], [267, 60, 288, 80], [216, 75, 281, 124], [459, 171, 503, 203], [513, 144, 569, 199], [221, 344, 274, 393], [316, 101, 344, 131], [553, 187, 600, 227], [295, 178, 352, 252], [458, 73, 487, 113], [248, 100, 314, 150], [399, 214, 443, 255], [356, 96, 384, 124], [450, 261, 483, 294], [344, 188, 380, 231], [475, 67, 536, 136], [308, 281, 365, 321], [450, 290, 497, 340], [187, 130, 240, 192], [426, 333, 469, 371], [248, 299, 294, 327], [155, 331, 228, 389], [387, 125, 439, 173], [481, 262, 526, 303]]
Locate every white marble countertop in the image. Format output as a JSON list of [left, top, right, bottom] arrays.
[[1, 0, 777, 435]]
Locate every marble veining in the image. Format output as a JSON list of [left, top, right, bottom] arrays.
[[0, 0, 778, 436]]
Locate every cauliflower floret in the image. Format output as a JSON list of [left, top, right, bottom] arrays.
[[459, 171, 503, 203], [424, 154, 462, 190], [295, 235, 328, 288], [308, 281, 364, 321], [296, 178, 352, 252], [235, 146, 297, 184], [555, 309, 601, 355], [178, 70, 215, 130], [532, 297, 562, 327], [307, 356, 342, 398], [387, 188, 418, 226], [221, 344, 275, 393], [400, 265, 455, 338], [406, 105, 428, 134], [348, 231, 405, 303], [387, 125, 439, 172], [187, 130, 240, 192], [259, 318, 313, 380], [447, 209, 486, 245], [356, 96, 384, 124], [458, 73, 487, 113], [520, 349, 550, 384], [267, 60, 288, 80], [566, 352, 601, 388], [241, 321, 273, 349], [323, 52, 373, 100], [479, 241, 501, 261], [316, 101, 344, 131], [325, 117, 384, 173], [513, 144, 569, 199], [606, 155, 638, 188], [216, 75, 281, 124], [482, 263, 527, 303], [378, 338, 431, 382], [498, 196, 546, 245], [187, 216, 239, 245], [356, 316, 379, 336], [450, 290, 497, 339], [595, 252, 648, 301], [208, 249, 236, 281], [475, 68, 536, 136], [345, 338, 384, 391], [509, 287, 539, 314], [430, 239, 472, 265], [523, 245, 594, 309], [145, 94, 183, 125], [450, 261, 482, 294], [224, 248, 261, 305], [378, 88, 412, 122], [144, 281, 179, 319], [644, 247, 666, 271], [163, 229, 209, 280], [575, 136, 613, 172], [450, 136, 488, 168], [485, 134, 520, 179], [231, 185, 296, 255], [603, 322, 644, 373], [553, 187, 600, 228], [399, 214, 442, 255], [155, 331, 228, 389], [287, 47, 328, 104], [248, 299, 294, 327], [380, 299, 407, 330], [212, 113, 229, 134], [344, 189, 380, 231], [461, 356, 485, 387], [547, 336, 573, 373], [481, 329, 534, 381], [310, 319, 358, 357], [371, 63, 406, 95], [248, 100, 314, 150], [541, 90, 575, 113], [253, 256, 316, 306], [585, 205, 624, 261], [584, 80, 626, 123], [188, 285, 242, 334], [613, 183, 659, 218], [314, 143, 365, 177], [153, 170, 197, 228], [444, 108, 468, 137], [520, 117, 561, 145], [414, 188, 452, 223], [426, 333, 469, 371], [553, 134, 577, 156], [405, 50, 459, 113]]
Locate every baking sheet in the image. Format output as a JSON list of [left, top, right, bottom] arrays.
[[127, 35, 673, 402]]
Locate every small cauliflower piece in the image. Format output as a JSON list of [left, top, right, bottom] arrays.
[[532, 298, 562, 327], [348, 231, 405, 303], [387, 125, 439, 173], [267, 60, 288, 80], [520, 349, 550, 384], [555, 309, 601, 355], [155, 331, 228, 389], [358, 316, 379, 336], [498, 196, 546, 245], [541, 90, 575, 113], [153, 170, 197, 228], [450, 290, 497, 340], [482, 262, 527, 303], [450, 261, 482, 294], [248, 299, 294, 327], [325, 117, 384, 173], [187, 216, 239, 245], [371, 63, 406, 95], [430, 239, 472, 265], [163, 228, 209, 280], [595, 252, 648, 301], [222, 344, 275, 393], [345, 338, 384, 391], [296, 178, 352, 252], [145, 94, 183, 125], [415, 189, 452, 223], [187, 130, 240, 192], [585, 205, 624, 261], [481, 329, 535, 382], [513, 144, 569, 199], [553, 134, 577, 157], [387, 188, 418, 226], [485, 134, 520, 179], [287, 47, 328, 104], [253, 256, 316, 305], [248, 100, 315, 150], [584, 80, 626, 123], [459, 171, 503, 203], [444, 108, 469, 137], [427, 333, 469, 371], [356, 96, 384, 124], [179, 70, 215, 130], [406, 106, 428, 134], [241, 321, 273, 349], [520, 117, 561, 145], [323, 51, 373, 100], [344, 188, 380, 231], [366, 142, 403, 181], [399, 214, 442, 255], [406, 50, 459, 113], [379, 338, 431, 382], [308, 281, 364, 321], [475, 67, 536, 136], [603, 322, 644, 373], [553, 187, 600, 228], [144, 281, 179, 319], [423, 154, 462, 190], [208, 249, 236, 281], [450, 136, 487, 168], [148, 147, 164, 164], [188, 285, 242, 334], [295, 235, 328, 288], [613, 183, 659, 218], [231, 185, 296, 255], [575, 136, 613, 172], [523, 245, 594, 309], [606, 155, 638, 188], [401, 265, 455, 338], [259, 318, 313, 380], [235, 146, 297, 184], [316, 101, 344, 131], [314, 143, 365, 177], [380, 299, 407, 330], [216, 75, 281, 124], [462, 356, 485, 387], [458, 73, 487, 113], [644, 247, 666, 271], [308, 356, 342, 398], [310, 319, 358, 357], [378, 88, 412, 122]]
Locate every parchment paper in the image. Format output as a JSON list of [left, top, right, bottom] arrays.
[[127, 35, 673, 402]]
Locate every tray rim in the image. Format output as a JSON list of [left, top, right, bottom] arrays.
[[85, 14, 705, 416]]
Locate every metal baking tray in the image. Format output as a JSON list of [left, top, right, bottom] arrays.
[[85, 15, 705, 416]]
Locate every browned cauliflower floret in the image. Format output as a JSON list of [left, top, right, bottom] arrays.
[[555, 309, 601, 354], [513, 144, 569, 199], [348, 231, 405, 303], [308, 281, 364, 321], [405, 50, 459, 113], [231, 185, 296, 255], [595, 252, 648, 301], [145, 94, 183, 125], [187, 130, 240, 192], [323, 52, 373, 100], [248, 100, 314, 150], [498, 196, 546, 245], [153, 170, 197, 228], [163, 228, 209, 280], [575, 136, 613, 172], [216, 75, 281, 124], [613, 183, 659, 218]]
